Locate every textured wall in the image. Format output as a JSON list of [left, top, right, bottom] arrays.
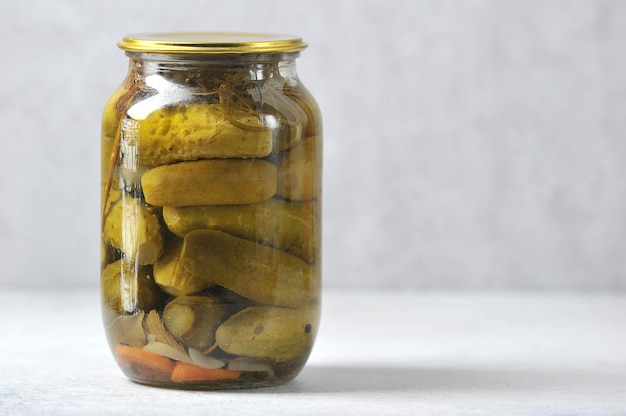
[[0, 0, 625, 289]]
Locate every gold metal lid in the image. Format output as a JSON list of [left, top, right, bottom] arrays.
[[118, 32, 307, 54]]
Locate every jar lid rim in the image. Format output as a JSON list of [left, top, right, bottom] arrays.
[[118, 32, 308, 54]]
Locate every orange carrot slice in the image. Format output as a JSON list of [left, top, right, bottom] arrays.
[[170, 361, 242, 383], [115, 344, 175, 381]]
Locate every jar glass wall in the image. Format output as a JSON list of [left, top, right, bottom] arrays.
[[101, 33, 322, 389]]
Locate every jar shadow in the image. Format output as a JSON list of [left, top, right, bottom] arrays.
[[239, 364, 617, 395], [281, 365, 512, 394]]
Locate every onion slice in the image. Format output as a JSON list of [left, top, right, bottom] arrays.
[[188, 348, 225, 369]]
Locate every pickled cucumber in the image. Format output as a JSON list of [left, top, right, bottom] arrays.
[[176, 229, 315, 307], [103, 194, 164, 265], [282, 85, 323, 138], [276, 137, 321, 201], [102, 84, 128, 141], [101, 238, 114, 268], [215, 305, 318, 362], [163, 296, 227, 351], [102, 186, 122, 215], [141, 159, 277, 207], [162, 197, 320, 263], [260, 86, 305, 152], [101, 259, 165, 313], [153, 238, 214, 296], [102, 80, 145, 191], [135, 102, 273, 166]]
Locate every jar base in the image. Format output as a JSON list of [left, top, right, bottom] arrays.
[[124, 370, 301, 390]]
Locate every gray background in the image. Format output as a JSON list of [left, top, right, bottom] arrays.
[[1, 0, 624, 291]]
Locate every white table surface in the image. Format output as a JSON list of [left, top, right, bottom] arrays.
[[1, 289, 625, 415]]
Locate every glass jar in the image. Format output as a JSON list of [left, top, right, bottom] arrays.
[[100, 33, 322, 389]]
